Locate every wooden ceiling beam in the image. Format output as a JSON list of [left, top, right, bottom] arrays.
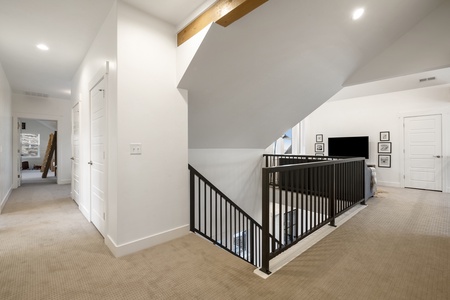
[[177, 0, 268, 46]]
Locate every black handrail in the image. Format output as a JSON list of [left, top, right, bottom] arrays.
[[260, 154, 366, 274], [189, 154, 366, 274], [189, 164, 281, 267]]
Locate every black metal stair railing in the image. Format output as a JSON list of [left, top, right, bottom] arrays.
[[189, 154, 366, 274], [189, 165, 280, 268], [260, 155, 366, 274]]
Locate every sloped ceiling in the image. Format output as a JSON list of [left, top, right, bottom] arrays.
[[0, 0, 211, 100], [180, 0, 449, 149], [345, 0, 450, 86]]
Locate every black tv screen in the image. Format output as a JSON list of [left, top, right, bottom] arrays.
[[328, 136, 369, 159]]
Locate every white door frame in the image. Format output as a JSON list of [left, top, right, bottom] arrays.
[[400, 109, 449, 193], [87, 62, 109, 235], [12, 113, 61, 188], [71, 102, 80, 203]]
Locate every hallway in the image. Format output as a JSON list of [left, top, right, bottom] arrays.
[[0, 183, 449, 299]]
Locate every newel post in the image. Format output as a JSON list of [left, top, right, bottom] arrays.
[[260, 168, 271, 274], [189, 166, 195, 232], [329, 164, 336, 227]]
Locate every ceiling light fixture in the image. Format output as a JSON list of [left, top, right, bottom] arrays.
[[36, 43, 49, 51], [352, 8, 365, 20]]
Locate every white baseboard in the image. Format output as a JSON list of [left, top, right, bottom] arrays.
[[57, 178, 71, 185], [79, 204, 90, 222], [0, 186, 13, 214], [105, 224, 190, 257], [377, 181, 401, 188]]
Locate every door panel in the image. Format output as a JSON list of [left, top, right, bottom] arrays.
[[71, 103, 80, 204], [90, 79, 106, 236], [404, 115, 442, 191]]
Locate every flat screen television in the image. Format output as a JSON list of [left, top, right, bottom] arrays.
[[328, 136, 369, 159]]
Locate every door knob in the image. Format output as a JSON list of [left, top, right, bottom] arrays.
[[88, 161, 93, 165], [70, 157, 74, 160], [433, 155, 441, 158]]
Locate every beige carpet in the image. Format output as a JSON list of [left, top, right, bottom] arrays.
[[0, 183, 449, 299]]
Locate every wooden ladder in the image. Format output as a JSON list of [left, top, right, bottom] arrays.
[[41, 131, 57, 178]]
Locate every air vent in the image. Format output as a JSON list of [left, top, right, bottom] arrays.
[[24, 91, 49, 98], [419, 76, 436, 83]]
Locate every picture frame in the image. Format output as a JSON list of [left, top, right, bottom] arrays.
[[378, 155, 391, 168], [315, 143, 324, 152], [316, 134, 323, 142], [380, 131, 390, 141], [378, 142, 392, 153]]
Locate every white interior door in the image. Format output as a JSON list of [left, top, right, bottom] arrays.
[[71, 103, 80, 204], [404, 114, 442, 191], [90, 78, 107, 236], [17, 120, 22, 187]]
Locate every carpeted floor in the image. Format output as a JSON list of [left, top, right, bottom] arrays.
[[0, 183, 448, 299], [20, 169, 56, 184]]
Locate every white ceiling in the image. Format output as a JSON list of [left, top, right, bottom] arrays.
[[2, 0, 450, 150], [180, 0, 450, 148], [0, 0, 210, 99]]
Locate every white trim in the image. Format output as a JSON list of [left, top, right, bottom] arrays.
[[71, 102, 80, 204], [443, 113, 450, 193], [0, 186, 12, 213], [78, 203, 90, 222], [87, 62, 109, 236], [89, 62, 109, 90], [105, 225, 190, 257], [12, 113, 61, 188], [377, 181, 401, 188], [58, 179, 72, 185]]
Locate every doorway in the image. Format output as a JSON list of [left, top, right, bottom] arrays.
[[19, 118, 58, 185], [404, 114, 442, 191]]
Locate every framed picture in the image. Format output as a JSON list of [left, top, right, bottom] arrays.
[[380, 131, 390, 141], [316, 134, 323, 142], [315, 153, 324, 156], [378, 142, 392, 153], [378, 155, 391, 168], [315, 143, 324, 152]]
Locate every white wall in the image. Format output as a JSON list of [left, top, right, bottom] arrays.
[[303, 85, 450, 192], [71, 1, 118, 234], [72, 1, 190, 256], [0, 62, 12, 212], [113, 1, 189, 252], [189, 149, 264, 222], [12, 94, 72, 185]]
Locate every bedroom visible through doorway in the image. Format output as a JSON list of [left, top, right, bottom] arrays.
[[19, 118, 58, 185]]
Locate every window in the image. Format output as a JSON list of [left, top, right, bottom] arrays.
[[21, 133, 40, 158]]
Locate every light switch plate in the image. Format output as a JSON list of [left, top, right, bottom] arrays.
[[130, 143, 142, 155]]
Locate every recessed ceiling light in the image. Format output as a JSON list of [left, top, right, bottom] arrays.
[[352, 8, 365, 20], [36, 44, 49, 51]]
